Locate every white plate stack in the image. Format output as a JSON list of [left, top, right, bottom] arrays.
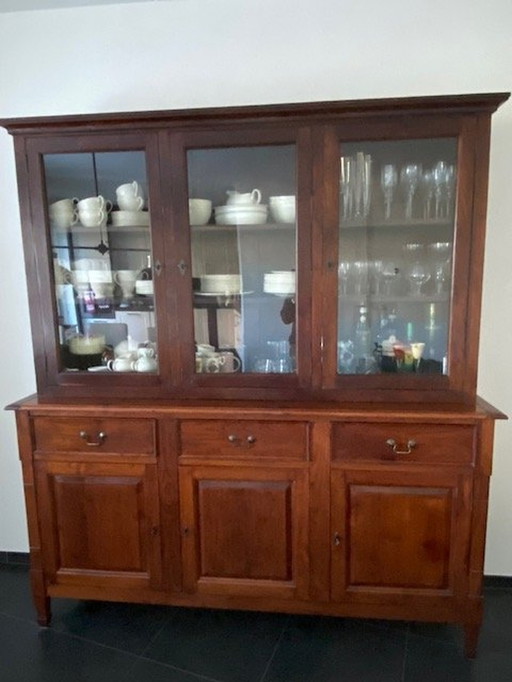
[[214, 204, 268, 225], [263, 270, 296, 296]]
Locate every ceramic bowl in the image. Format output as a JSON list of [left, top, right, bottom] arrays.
[[189, 198, 212, 225]]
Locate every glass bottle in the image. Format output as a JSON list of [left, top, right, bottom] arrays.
[[354, 305, 375, 373]]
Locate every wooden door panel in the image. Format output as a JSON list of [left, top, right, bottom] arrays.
[[331, 468, 471, 603], [36, 461, 162, 589], [348, 484, 452, 589], [198, 479, 292, 581], [180, 465, 309, 599], [52, 475, 147, 572]]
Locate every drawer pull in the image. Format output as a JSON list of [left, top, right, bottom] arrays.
[[79, 430, 107, 447], [227, 434, 239, 443], [386, 438, 416, 455], [246, 435, 257, 444], [334, 532, 342, 547]]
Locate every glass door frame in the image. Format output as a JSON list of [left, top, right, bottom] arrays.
[[316, 114, 481, 402], [167, 124, 314, 400], [24, 130, 174, 397]]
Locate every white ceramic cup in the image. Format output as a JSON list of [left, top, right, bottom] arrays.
[[77, 195, 111, 212], [219, 351, 241, 373], [116, 181, 144, 210], [114, 269, 137, 298], [116, 181, 141, 198], [50, 210, 78, 229], [189, 198, 212, 225], [107, 357, 134, 372], [49, 198, 78, 212], [131, 356, 157, 372], [78, 208, 106, 227], [117, 195, 145, 211]]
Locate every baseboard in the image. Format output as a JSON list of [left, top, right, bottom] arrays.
[[1, 552, 511, 587]]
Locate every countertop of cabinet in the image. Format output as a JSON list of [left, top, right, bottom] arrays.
[[5, 393, 507, 422]]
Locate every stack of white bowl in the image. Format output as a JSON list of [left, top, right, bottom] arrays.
[[269, 195, 296, 224], [214, 189, 268, 225], [214, 204, 268, 225], [263, 270, 296, 295], [111, 181, 150, 227], [200, 274, 241, 295]]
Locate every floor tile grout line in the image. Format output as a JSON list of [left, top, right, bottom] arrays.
[[127, 652, 227, 682], [135, 610, 175, 660], [258, 614, 291, 682]]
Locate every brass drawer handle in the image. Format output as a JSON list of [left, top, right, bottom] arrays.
[[227, 434, 239, 443], [79, 430, 107, 447], [386, 438, 416, 455], [246, 435, 257, 444]]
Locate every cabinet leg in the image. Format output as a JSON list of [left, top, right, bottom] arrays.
[[30, 568, 51, 626], [463, 623, 480, 659]]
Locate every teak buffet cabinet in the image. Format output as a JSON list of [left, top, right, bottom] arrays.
[[2, 92, 509, 658]]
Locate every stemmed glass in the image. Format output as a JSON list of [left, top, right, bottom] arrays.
[[400, 163, 422, 220], [420, 169, 435, 220], [380, 164, 398, 220], [432, 161, 456, 219], [352, 260, 369, 296], [378, 261, 400, 296], [340, 156, 354, 220], [433, 259, 451, 294], [338, 261, 351, 295], [407, 261, 431, 296]]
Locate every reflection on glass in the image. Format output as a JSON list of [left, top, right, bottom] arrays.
[[337, 138, 457, 377], [45, 151, 157, 374], [187, 145, 297, 375]]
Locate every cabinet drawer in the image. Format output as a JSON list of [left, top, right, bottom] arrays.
[[332, 422, 475, 465], [179, 420, 309, 460], [33, 417, 155, 455]]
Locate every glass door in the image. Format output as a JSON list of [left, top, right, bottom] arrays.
[[336, 137, 457, 377], [319, 118, 474, 399], [45, 150, 157, 375], [174, 127, 312, 392]]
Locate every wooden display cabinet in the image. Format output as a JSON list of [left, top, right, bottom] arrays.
[[2, 92, 509, 657]]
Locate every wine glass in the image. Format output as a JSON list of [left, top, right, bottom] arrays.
[[400, 163, 422, 220], [380, 164, 398, 220], [340, 156, 354, 220], [433, 161, 453, 219], [407, 261, 430, 296], [420, 169, 435, 220], [352, 260, 369, 296], [379, 261, 400, 296], [338, 261, 351, 295], [433, 260, 451, 294]]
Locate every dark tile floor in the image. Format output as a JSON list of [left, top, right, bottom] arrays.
[[1, 564, 512, 682]]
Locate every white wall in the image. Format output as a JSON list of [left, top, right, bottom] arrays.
[[0, 0, 511, 572]]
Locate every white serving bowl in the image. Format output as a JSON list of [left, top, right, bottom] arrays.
[[189, 198, 212, 225], [214, 204, 268, 225], [269, 196, 296, 223], [111, 210, 150, 227]]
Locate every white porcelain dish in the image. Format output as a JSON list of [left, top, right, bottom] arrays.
[[214, 204, 268, 225]]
